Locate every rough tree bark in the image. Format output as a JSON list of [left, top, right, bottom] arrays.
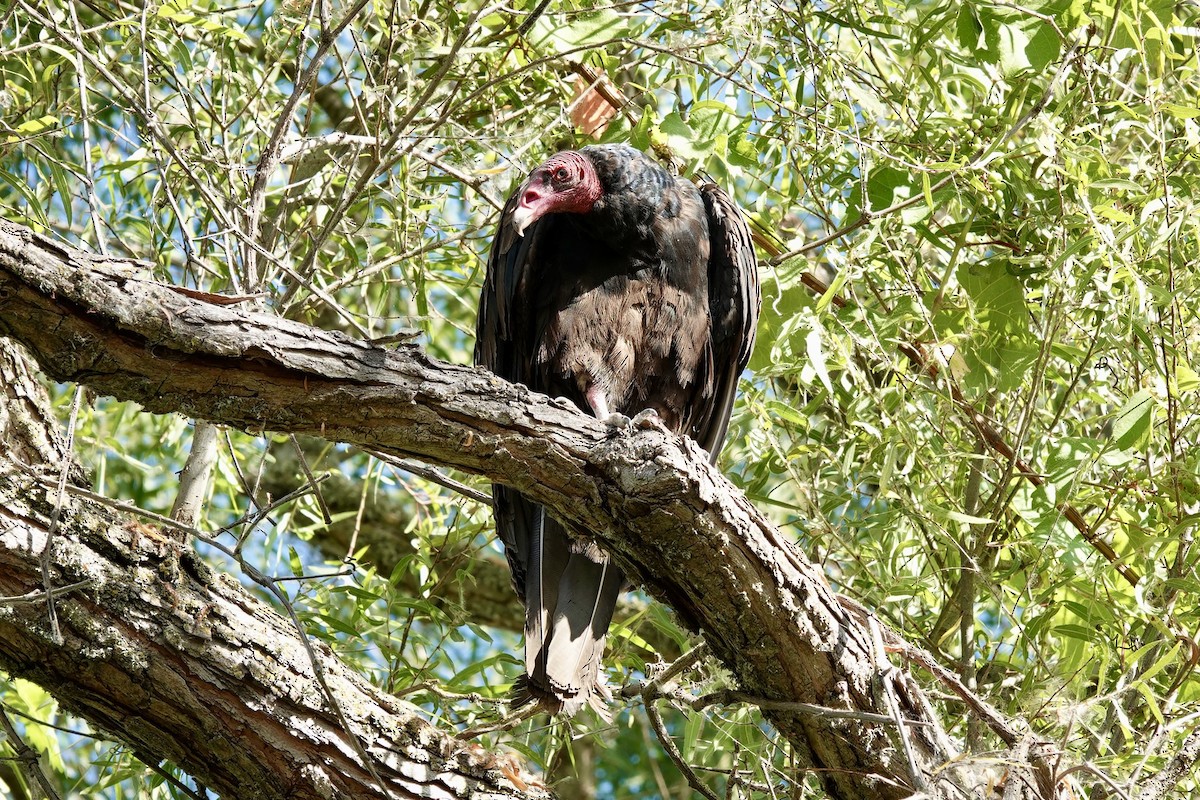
[[0, 218, 1073, 799]]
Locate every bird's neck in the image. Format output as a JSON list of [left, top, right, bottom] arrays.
[[584, 195, 657, 251]]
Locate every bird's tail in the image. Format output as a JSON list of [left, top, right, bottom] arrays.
[[519, 511, 624, 717]]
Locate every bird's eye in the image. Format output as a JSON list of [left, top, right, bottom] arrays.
[[553, 167, 570, 182]]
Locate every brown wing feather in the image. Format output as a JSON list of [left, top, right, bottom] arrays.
[[696, 183, 760, 462]]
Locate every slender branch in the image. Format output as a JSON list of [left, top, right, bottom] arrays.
[[290, 434, 333, 525], [0, 579, 94, 606], [1052, 762, 1131, 800], [169, 422, 220, 528], [143, 760, 208, 800], [0, 706, 63, 800], [244, 0, 372, 287], [644, 700, 720, 800], [365, 448, 492, 504], [688, 689, 928, 727]]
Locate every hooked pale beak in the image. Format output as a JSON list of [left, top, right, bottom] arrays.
[[510, 182, 546, 237], [511, 204, 537, 237]]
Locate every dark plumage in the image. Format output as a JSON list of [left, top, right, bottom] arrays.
[[475, 144, 759, 715]]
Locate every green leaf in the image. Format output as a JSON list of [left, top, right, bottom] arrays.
[[654, 102, 739, 170], [1054, 623, 1099, 642], [1165, 104, 1200, 119], [956, 3, 985, 51], [958, 5, 1054, 75], [0, 168, 51, 228], [729, 128, 758, 169], [815, 267, 849, 315], [1111, 389, 1155, 451], [994, 21, 1034, 75], [10, 114, 59, 139], [805, 326, 835, 395], [1091, 178, 1145, 192], [945, 510, 996, 525], [629, 105, 656, 152], [1175, 363, 1200, 395], [865, 167, 919, 217], [954, 260, 1038, 393], [1138, 682, 1165, 725], [1025, 22, 1061, 71], [155, 0, 250, 41], [527, 8, 629, 52]]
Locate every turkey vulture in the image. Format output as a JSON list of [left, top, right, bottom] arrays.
[[475, 143, 759, 715]]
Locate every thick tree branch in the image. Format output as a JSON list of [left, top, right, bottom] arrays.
[[0, 219, 1069, 799]]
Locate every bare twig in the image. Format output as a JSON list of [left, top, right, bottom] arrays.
[[224, 475, 331, 549], [648, 641, 708, 689], [645, 700, 720, 800], [0, 705, 63, 800], [1, 703, 91, 739], [395, 681, 504, 705], [687, 688, 929, 727], [366, 449, 491, 504], [1053, 762, 1131, 800], [27, 475, 200, 541], [41, 386, 85, 644], [871, 616, 927, 794], [142, 760, 208, 800], [618, 641, 708, 702], [455, 702, 541, 740], [290, 435, 333, 525], [0, 579, 94, 606], [65, 0, 108, 256], [514, 0, 552, 37]]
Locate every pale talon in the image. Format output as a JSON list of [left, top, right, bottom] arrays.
[[603, 412, 631, 429], [630, 409, 661, 429]]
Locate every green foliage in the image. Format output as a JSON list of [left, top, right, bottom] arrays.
[[4, 0, 1200, 796]]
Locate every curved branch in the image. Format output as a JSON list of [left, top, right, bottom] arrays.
[[0, 219, 1068, 799]]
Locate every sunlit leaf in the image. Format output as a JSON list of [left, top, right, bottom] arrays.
[[1111, 389, 1156, 452]]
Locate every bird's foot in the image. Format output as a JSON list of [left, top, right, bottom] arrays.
[[601, 412, 632, 429], [629, 408, 663, 431], [599, 409, 660, 440]]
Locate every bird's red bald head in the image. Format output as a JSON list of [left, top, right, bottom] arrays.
[[511, 151, 603, 236]]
